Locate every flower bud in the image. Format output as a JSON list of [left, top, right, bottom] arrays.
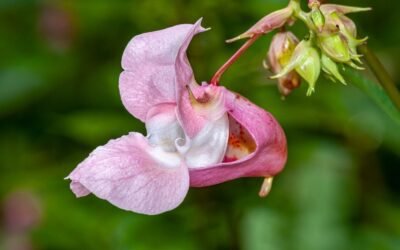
[[320, 4, 371, 16], [320, 11, 367, 69], [226, 6, 293, 43], [267, 32, 299, 72], [276, 71, 301, 97], [318, 32, 350, 63], [324, 11, 360, 42], [266, 32, 301, 96], [272, 40, 320, 96], [321, 53, 346, 85]]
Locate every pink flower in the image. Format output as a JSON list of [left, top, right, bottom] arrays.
[[66, 19, 287, 215]]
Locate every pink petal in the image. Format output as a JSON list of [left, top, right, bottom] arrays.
[[189, 88, 287, 187], [67, 133, 189, 215], [177, 84, 227, 138], [173, 20, 224, 138], [119, 20, 206, 121]]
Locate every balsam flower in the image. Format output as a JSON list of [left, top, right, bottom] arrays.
[[66, 20, 287, 215]]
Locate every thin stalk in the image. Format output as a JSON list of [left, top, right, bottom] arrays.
[[359, 44, 400, 111], [210, 34, 261, 85]]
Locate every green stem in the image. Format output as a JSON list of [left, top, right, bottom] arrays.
[[359, 44, 400, 111]]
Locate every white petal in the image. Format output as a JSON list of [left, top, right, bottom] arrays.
[[184, 114, 229, 168], [145, 104, 185, 152]]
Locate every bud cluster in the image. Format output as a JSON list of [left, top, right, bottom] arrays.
[[228, 0, 371, 96]]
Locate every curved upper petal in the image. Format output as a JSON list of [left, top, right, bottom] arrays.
[[67, 133, 189, 215], [119, 20, 206, 121], [173, 20, 225, 138], [189, 88, 287, 187]]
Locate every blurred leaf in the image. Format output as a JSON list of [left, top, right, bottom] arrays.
[[288, 140, 356, 250], [241, 208, 286, 250], [51, 111, 144, 145], [343, 68, 400, 125], [0, 69, 42, 114]]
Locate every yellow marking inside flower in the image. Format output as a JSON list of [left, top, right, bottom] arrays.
[[278, 37, 297, 66]]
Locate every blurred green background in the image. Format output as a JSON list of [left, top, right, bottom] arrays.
[[1, 0, 400, 249]]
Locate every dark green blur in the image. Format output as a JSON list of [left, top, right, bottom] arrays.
[[1, 0, 399, 249]]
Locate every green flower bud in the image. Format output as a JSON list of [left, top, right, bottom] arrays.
[[322, 11, 367, 67], [321, 53, 346, 85], [318, 33, 350, 63], [272, 40, 321, 96]]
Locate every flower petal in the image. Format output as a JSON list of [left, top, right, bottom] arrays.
[[177, 114, 229, 168], [119, 20, 206, 121], [173, 20, 226, 138], [189, 89, 287, 187], [146, 103, 184, 152], [67, 133, 189, 215], [177, 84, 227, 138]]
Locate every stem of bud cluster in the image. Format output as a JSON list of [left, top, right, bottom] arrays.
[[210, 34, 262, 85], [308, 0, 320, 7], [359, 44, 400, 111], [290, 0, 312, 28]]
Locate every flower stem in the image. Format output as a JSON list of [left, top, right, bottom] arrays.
[[210, 34, 262, 85], [358, 44, 400, 111]]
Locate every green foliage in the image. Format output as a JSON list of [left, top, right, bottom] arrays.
[[343, 68, 400, 125]]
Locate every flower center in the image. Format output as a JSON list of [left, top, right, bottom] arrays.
[[145, 104, 229, 169]]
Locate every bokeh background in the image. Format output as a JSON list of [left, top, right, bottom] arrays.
[[1, 0, 400, 249]]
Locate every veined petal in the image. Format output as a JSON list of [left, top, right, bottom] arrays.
[[67, 133, 189, 215], [119, 20, 207, 122], [174, 19, 206, 95], [189, 89, 287, 187]]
